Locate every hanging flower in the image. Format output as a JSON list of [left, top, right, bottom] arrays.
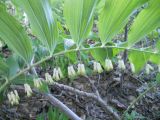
[[77, 63, 86, 76], [104, 58, 113, 71], [24, 84, 32, 97], [14, 90, 20, 101], [68, 65, 76, 78], [118, 59, 126, 70], [34, 78, 43, 88], [7, 90, 20, 105], [146, 64, 154, 75], [53, 68, 59, 81], [53, 67, 64, 81], [93, 61, 103, 73], [45, 73, 54, 84], [58, 67, 64, 79], [130, 63, 135, 73]]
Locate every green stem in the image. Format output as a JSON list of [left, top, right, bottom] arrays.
[[121, 83, 157, 119], [0, 46, 159, 93]]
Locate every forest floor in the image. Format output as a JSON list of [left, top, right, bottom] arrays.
[[0, 64, 160, 120]]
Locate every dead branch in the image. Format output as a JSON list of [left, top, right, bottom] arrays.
[[53, 82, 120, 120]]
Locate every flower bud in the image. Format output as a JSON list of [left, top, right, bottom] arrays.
[[146, 64, 154, 75], [24, 84, 32, 97], [7, 93, 12, 103], [77, 63, 86, 76], [13, 91, 19, 105], [14, 90, 20, 100], [130, 63, 135, 73], [97, 62, 103, 73], [45, 73, 54, 84], [104, 59, 113, 71], [55, 70, 60, 81], [118, 59, 126, 70], [53, 68, 56, 79], [10, 92, 16, 105], [34, 78, 43, 88], [93, 62, 103, 73], [58, 67, 64, 79], [68, 65, 76, 78]]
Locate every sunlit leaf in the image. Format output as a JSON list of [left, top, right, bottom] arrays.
[[0, 4, 33, 63], [128, 50, 150, 73], [64, 0, 98, 47], [98, 0, 148, 45], [128, 0, 160, 47], [0, 58, 9, 77], [14, 0, 59, 54]]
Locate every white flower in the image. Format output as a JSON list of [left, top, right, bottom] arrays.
[[118, 59, 126, 70], [14, 90, 20, 100], [34, 78, 43, 88], [130, 63, 135, 73], [24, 84, 32, 97], [77, 63, 86, 76], [104, 59, 113, 71], [7, 91, 20, 105], [7, 93, 12, 102], [45, 73, 54, 84], [146, 64, 154, 75], [53, 67, 63, 81], [55, 70, 60, 81], [68, 65, 76, 78], [58, 67, 64, 79], [93, 62, 103, 73]]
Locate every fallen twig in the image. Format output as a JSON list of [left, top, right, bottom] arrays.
[[45, 94, 82, 120], [53, 82, 120, 120]]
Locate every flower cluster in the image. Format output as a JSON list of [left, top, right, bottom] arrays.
[[104, 59, 113, 71], [68, 65, 77, 78], [34, 78, 43, 88], [7, 90, 20, 105], [53, 67, 64, 81], [77, 63, 86, 76], [93, 61, 103, 73], [7, 57, 156, 106], [45, 73, 54, 84]]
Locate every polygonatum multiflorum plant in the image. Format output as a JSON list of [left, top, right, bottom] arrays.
[[0, 0, 160, 119]]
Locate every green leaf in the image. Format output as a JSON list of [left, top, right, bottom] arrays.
[[98, 0, 148, 45], [128, 0, 160, 47], [36, 114, 45, 120], [6, 56, 19, 77], [64, 0, 98, 47], [0, 4, 33, 63], [48, 107, 55, 120], [128, 50, 150, 73], [0, 58, 9, 77], [12, 75, 34, 86], [90, 48, 113, 67], [14, 0, 59, 54]]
